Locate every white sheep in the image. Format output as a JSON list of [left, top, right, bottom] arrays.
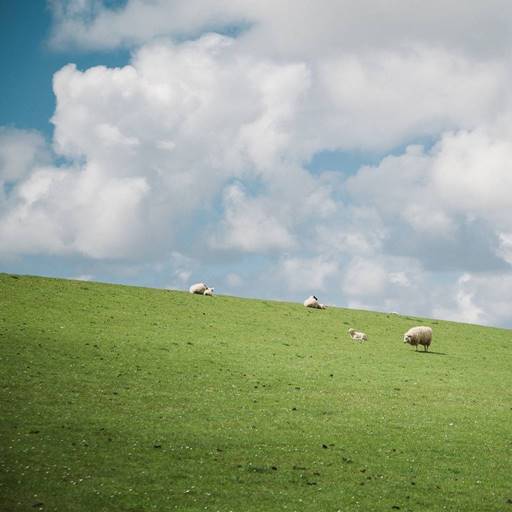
[[403, 326, 432, 351], [203, 287, 214, 296], [303, 295, 327, 309], [189, 282, 208, 295], [348, 328, 368, 342]]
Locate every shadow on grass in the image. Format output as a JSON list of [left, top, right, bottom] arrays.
[[414, 351, 447, 356]]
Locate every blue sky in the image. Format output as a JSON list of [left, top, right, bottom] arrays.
[[0, 2, 130, 137], [2, 1, 512, 327]]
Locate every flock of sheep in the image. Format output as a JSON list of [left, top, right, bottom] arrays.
[[302, 294, 433, 351], [189, 283, 433, 352], [347, 325, 433, 351]]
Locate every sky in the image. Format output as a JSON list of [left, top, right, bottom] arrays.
[[1, 0, 512, 328]]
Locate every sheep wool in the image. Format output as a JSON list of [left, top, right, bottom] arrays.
[[403, 326, 432, 351], [189, 282, 208, 294], [304, 296, 325, 309]]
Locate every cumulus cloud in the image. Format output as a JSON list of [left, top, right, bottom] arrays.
[[48, 0, 246, 50], [49, 0, 512, 59], [497, 233, 512, 266], [346, 130, 512, 272], [341, 256, 434, 314], [2, 34, 313, 260], [211, 182, 296, 253], [225, 272, 243, 288], [432, 272, 512, 327], [0, 128, 51, 184], [432, 130, 512, 221], [163, 251, 211, 290], [277, 255, 339, 294], [0, 163, 150, 258]]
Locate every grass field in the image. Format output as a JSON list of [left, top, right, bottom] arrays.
[[1, 273, 512, 511]]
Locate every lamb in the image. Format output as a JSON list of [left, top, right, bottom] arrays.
[[203, 287, 214, 296], [189, 282, 208, 295], [348, 328, 368, 342], [403, 326, 432, 351], [303, 295, 327, 309]]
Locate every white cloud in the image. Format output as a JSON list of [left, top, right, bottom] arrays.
[[49, 0, 512, 60], [0, 128, 51, 184], [346, 130, 512, 268], [2, 34, 315, 260], [226, 272, 243, 288], [389, 272, 410, 287], [277, 255, 339, 293], [211, 182, 296, 253], [335, 251, 443, 315], [0, 164, 150, 258], [48, 3, 512, 155], [313, 48, 506, 151], [430, 272, 512, 326], [342, 258, 388, 299], [164, 252, 197, 290], [49, 0, 246, 50], [346, 145, 455, 236], [497, 233, 512, 266], [314, 206, 387, 258], [432, 129, 512, 221]]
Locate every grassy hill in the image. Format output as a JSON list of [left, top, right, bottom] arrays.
[[1, 273, 511, 511]]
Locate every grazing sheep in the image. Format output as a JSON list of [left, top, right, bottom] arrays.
[[348, 328, 368, 342], [203, 287, 214, 296], [189, 282, 208, 294], [303, 295, 326, 309], [403, 326, 432, 351]]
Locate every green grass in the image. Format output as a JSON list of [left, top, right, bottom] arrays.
[[1, 273, 512, 512]]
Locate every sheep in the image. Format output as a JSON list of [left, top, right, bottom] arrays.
[[348, 328, 368, 342], [304, 295, 318, 308], [203, 287, 214, 296], [303, 295, 319, 308], [403, 326, 432, 351], [189, 282, 208, 295], [303, 295, 327, 309]]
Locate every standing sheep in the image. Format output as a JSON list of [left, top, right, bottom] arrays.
[[403, 326, 432, 351], [348, 328, 368, 342]]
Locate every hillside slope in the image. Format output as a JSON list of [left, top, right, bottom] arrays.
[[1, 274, 512, 511]]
